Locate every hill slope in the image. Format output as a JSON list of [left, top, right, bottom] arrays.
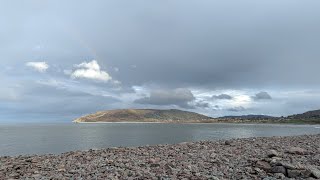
[[73, 109, 214, 123], [219, 115, 277, 120], [284, 109, 320, 123], [288, 109, 320, 119], [216, 110, 320, 124]]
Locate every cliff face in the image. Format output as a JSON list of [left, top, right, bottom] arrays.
[[73, 109, 213, 123]]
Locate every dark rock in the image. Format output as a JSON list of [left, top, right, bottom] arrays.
[[274, 173, 286, 179], [25, 159, 32, 163], [150, 163, 160, 167], [224, 140, 231, 145], [271, 166, 286, 175]]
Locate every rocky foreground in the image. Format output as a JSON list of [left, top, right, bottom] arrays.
[[1, 134, 320, 180]]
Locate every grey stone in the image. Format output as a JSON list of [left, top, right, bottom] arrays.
[[279, 162, 296, 170], [256, 161, 272, 171], [309, 167, 320, 178], [287, 169, 306, 178], [287, 170, 299, 178], [254, 167, 264, 173], [262, 177, 277, 180], [300, 170, 312, 178], [280, 161, 306, 170], [9, 173, 20, 179], [287, 147, 307, 155], [267, 150, 279, 158]]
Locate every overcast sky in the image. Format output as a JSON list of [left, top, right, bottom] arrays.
[[1, 0, 320, 122]]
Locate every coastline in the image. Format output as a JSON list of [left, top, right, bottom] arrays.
[[75, 121, 164, 124], [75, 121, 320, 126], [1, 134, 320, 179]]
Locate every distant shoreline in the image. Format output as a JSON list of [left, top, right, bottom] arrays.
[[75, 121, 163, 124], [74, 121, 320, 125]]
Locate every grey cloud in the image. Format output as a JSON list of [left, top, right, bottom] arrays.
[[212, 94, 233, 100], [227, 106, 246, 112], [253, 92, 272, 100], [2, 1, 320, 89], [134, 88, 195, 109], [194, 101, 210, 108]]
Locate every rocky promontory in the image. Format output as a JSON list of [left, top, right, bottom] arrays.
[[1, 134, 320, 179], [74, 108, 320, 124], [73, 109, 214, 123]]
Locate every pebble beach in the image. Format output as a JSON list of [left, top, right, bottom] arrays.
[[1, 134, 320, 180]]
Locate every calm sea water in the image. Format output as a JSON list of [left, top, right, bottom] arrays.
[[0, 123, 319, 156]]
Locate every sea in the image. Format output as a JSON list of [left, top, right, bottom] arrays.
[[0, 122, 319, 156]]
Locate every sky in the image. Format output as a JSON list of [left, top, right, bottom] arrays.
[[1, 0, 320, 122]]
